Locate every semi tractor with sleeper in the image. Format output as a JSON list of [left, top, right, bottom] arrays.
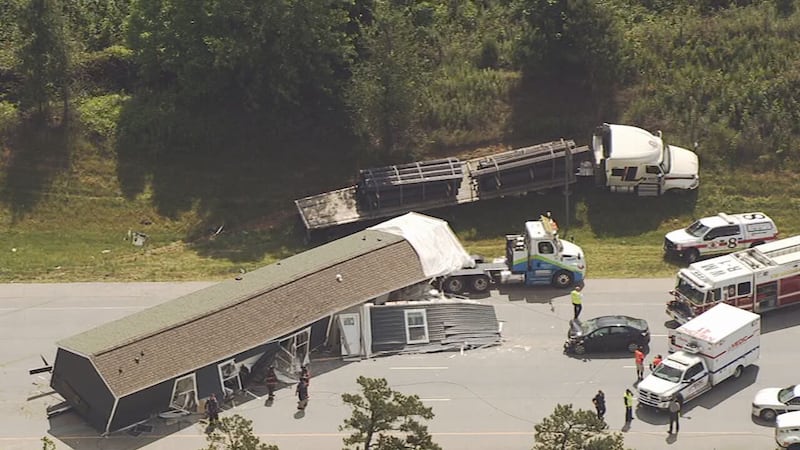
[[295, 124, 700, 234]]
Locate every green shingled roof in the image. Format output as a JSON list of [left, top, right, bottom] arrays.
[[59, 229, 404, 356]]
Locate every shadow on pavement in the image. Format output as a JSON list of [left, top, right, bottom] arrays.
[[498, 285, 569, 304], [762, 304, 800, 334]]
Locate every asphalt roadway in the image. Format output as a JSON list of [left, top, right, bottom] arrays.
[[2, 279, 799, 450]]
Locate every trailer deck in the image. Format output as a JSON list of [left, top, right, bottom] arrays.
[[296, 140, 590, 231]]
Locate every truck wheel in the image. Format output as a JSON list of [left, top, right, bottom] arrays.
[[760, 408, 777, 421], [686, 249, 700, 264], [574, 344, 586, 355], [470, 275, 490, 293], [444, 277, 464, 293], [552, 271, 574, 288], [733, 365, 743, 378]]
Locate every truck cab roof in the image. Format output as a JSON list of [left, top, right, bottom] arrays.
[[596, 123, 664, 164]]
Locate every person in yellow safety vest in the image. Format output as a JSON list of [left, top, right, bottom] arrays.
[[624, 389, 634, 423], [571, 285, 583, 320]]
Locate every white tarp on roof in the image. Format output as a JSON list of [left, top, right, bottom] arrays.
[[369, 212, 474, 278]]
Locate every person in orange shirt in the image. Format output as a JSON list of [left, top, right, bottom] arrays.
[[634, 347, 645, 381], [650, 354, 663, 371]]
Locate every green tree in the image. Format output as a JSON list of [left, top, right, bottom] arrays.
[[340, 376, 441, 450], [346, 0, 433, 163], [533, 404, 625, 450], [514, 0, 629, 89], [15, 0, 71, 119], [41, 436, 56, 450], [203, 414, 279, 450]]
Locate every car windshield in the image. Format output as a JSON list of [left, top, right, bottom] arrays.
[[685, 220, 709, 238], [580, 319, 599, 334], [660, 143, 672, 174], [651, 363, 683, 383], [675, 277, 705, 306], [779, 386, 798, 404]]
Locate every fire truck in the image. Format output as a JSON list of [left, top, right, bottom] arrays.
[[667, 235, 800, 324]]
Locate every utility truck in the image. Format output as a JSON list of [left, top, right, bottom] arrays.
[[667, 235, 800, 324], [440, 215, 586, 293], [638, 303, 760, 410], [589, 123, 700, 196], [664, 212, 778, 263]]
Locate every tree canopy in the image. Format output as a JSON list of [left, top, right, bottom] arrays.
[[340, 376, 441, 450]]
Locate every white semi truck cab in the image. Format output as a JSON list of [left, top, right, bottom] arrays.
[[590, 123, 699, 196], [638, 303, 759, 410]]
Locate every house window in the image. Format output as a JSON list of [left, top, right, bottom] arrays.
[[218, 359, 241, 398], [404, 309, 430, 344], [170, 374, 198, 412]]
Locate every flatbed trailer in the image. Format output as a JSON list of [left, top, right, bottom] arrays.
[[296, 139, 590, 232]]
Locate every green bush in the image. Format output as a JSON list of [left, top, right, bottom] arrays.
[[0, 101, 20, 138], [76, 93, 129, 140]]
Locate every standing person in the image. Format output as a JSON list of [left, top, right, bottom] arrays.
[[634, 347, 645, 381], [650, 354, 663, 371], [300, 365, 310, 385], [592, 390, 606, 420], [265, 366, 278, 400], [624, 389, 634, 423], [668, 395, 681, 434], [205, 393, 220, 425], [296, 377, 309, 411], [570, 285, 583, 320]]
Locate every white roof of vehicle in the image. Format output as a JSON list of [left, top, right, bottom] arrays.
[[776, 410, 800, 428], [369, 212, 474, 277], [683, 253, 752, 285], [606, 123, 663, 163], [698, 212, 772, 227], [677, 303, 759, 344]]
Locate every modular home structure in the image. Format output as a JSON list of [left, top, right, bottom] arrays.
[[50, 212, 474, 434]]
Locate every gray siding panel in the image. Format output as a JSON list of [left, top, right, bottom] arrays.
[[50, 349, 115, 432], [370, 302, 500, 354]]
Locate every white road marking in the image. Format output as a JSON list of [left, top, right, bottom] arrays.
[[390, 366, 448, 370], [420, 398, 451, 402]]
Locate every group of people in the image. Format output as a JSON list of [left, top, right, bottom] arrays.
[[587, 347, 680, 434], [204, 364, 312, 426], [591, 389, 682, 434]]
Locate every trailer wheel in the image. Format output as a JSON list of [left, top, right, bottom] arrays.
[[733, 365, 743, 379], [443, 277, 465, 293], [552, 271, 574, 288], [470, 275, 490, 293], [685, 249, 700, 264]]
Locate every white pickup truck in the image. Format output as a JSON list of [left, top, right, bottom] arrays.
[[637, 303, 760, 409], [664, 212, 778, 263]]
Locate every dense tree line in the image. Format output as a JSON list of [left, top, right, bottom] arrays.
[[1, 0, 799, 170]]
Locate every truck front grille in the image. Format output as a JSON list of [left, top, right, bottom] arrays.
[[638, 389, 662, 407]]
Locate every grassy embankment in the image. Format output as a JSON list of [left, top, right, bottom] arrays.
[[2, 133, 798, 283]]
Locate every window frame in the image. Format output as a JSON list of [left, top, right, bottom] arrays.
[[404, 309, 430, 344]]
